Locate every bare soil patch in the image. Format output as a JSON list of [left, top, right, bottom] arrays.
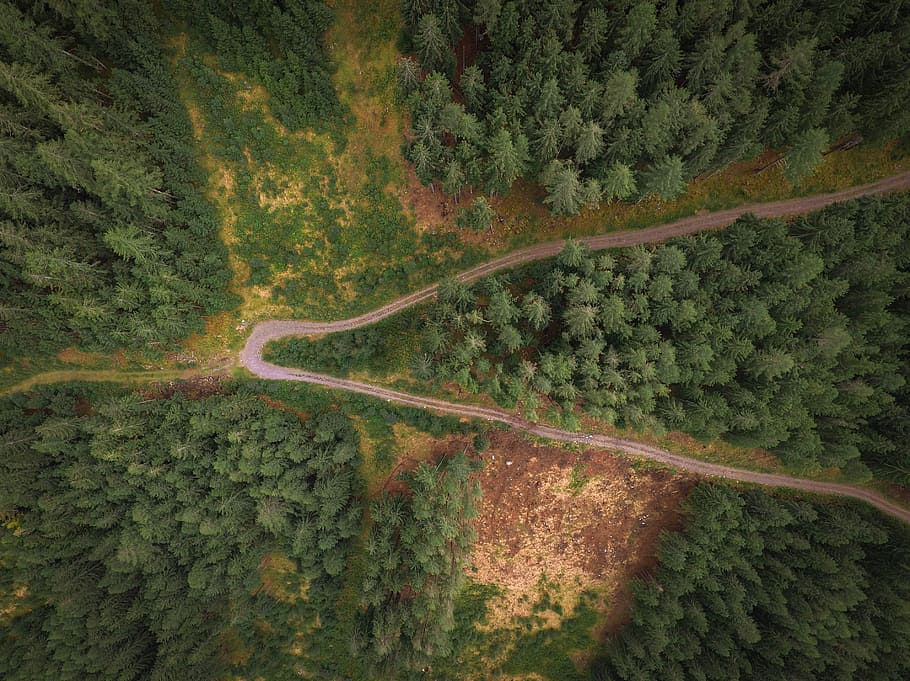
[[469, 431, 696, 635], [140, 375, 228, 401], [403, 164, 456, 230]]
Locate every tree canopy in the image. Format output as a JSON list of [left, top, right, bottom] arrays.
[[421, 196, 910, 479], [399, 0, 910, 213], [0, 0, 235, 359], [592, 483, 910, 680], [0, 383, 362, 680]]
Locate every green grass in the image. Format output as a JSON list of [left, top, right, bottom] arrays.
[[163, 7, 485, 326], [494, 141, 910, 250], [568, 465, 591, 495], [428, 578, 603, 681]]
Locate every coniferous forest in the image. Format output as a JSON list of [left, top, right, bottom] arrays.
[[399, 0, 910, 211], [2, 0, 910, 680], [413, 196, 910, 480], [0, 383, 363, 679], [593, 484, 910, 680], [0, 1, 234, 359]]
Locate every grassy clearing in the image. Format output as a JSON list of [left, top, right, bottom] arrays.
[[430, 578, 603, 681], [0, 368, 228, 399], [163, 2, 483, 330]]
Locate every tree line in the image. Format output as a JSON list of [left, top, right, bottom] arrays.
[[0, 0, 237, 360], [355, 451, 481, 675], [417, 195, 909, 479], [591, 483, 910, 680], [398, 0, 910, 213]]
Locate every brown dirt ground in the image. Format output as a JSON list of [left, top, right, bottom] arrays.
[[467, 431, 696, 636], [139, 375, 228, 401], [885, 482, 910, 506], [402, 163, 454, 229]]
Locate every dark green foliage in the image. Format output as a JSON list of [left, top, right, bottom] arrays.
[[355, 451, 480, 673], [0, 383, 362, 680], [264, 311, 422, 377], [0, 1, 232, 359], [640, 155, 685, 200], [591, 484, 910, 680], [164, 0, 343, 131], [400, 0, 910, 213], [784, 127, 829, 184], [421, 196, 910, 475], [456, 195, 494, 231]]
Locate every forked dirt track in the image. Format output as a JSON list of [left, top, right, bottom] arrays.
[[241, 172, 910, 524]]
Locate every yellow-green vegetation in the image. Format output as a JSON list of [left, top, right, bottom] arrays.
[[494, 143, 910, 247], [0, 368, 211, 398], [163, 0, 482, 334], [431, 578, 602, 681]]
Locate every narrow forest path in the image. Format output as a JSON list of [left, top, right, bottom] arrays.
[[239, 171, 910, 524]]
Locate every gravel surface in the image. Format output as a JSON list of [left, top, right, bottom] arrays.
[[241, 173, 910, 524]]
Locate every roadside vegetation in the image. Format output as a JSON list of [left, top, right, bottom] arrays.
[[266, 195, 910, 484]]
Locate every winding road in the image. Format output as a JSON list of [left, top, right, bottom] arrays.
[[240, 171, 910, 524]]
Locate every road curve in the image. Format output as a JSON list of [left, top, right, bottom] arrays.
[[240, 172, 910, 524], [245, 170, 910, 337]]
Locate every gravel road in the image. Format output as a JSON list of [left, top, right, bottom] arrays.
[[241, 172, 910, 523], [244, 170, 910, 337]]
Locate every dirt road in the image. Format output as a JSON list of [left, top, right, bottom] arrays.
[[244, 170, 910, 337], [240, 172, 910, 524], [242, 356, 910, 524]]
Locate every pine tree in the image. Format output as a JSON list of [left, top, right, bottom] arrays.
[[483, 128, 527, 195], [600, 162, 637, 201], [784, 127, 828, 185], [415, 14, 450, 74], [641, 156, 686, 200], [542, 160, 583, 216]]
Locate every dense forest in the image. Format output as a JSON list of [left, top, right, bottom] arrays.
[[355, 452, 480, 674], [0, 383, 363, 679], [4, 1, 910, 680], [418, 195, 910, 477], [399, 0, 910, 212], [0, 0, 236, 359], [0, 381, 484, 680], [591, 484, 910, 680]]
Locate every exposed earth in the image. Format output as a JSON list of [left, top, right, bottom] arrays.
[[468, 431, 695, 633]]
